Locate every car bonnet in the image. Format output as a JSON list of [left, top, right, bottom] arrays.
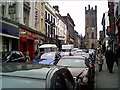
[[1, 63, 56, 79], [68, 67, 89, 77]]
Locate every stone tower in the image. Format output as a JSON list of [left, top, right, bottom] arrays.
[[85, 5, 98, 49]]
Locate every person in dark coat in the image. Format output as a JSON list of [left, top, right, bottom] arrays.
[[105, 47, 115, 73], [115, 44, 120, 66]]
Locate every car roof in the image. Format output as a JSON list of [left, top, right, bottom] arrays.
[[2, 63, 57, 79], [39, 44, 57, 48], [62, 56, 85, 60]]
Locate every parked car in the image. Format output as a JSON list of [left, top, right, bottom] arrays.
[[1, 51, 26, 63], [57, 56, 94, 90], [1, 63, 75, 89], [60, 51, 72, 57], [33, 52, 61, 65]]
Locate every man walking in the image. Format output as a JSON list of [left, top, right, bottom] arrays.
[[96, 49, 104, 72], [105, 47, 115, 73]]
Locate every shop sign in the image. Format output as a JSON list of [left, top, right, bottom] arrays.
[[20, 29, 35, 39]]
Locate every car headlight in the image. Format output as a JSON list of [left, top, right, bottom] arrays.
[[82, 76, 88, 83]]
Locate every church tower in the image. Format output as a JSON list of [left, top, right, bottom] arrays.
[[85, 5, 98, 49]]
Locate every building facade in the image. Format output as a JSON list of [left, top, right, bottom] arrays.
[[1, 1, 20, 52], [114, 1, 120, 44], [85, 5, 98, 49], [53, 5, 67, 50], [34, 1, 46, 51], [45, 2, 56, 44], [1, 1, 45, 59], [62, 13, 75, 44]]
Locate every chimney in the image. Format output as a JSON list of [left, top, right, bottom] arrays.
[[53, 5, 59, 13]]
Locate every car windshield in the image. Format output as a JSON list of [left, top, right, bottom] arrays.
[[0, 51, 11, 62], [40, 52, 55, 60], [82, 53, 89, 58], [57, 58, 87, 68]]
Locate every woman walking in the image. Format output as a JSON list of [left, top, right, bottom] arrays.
[[96, 49, 104, 72]]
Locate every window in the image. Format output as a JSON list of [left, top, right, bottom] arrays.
[[53, 28, 55, 38], [91, 43, 94, 49], [48, 13, 50, 21], [45, 11, 47, 20], [10, 52, 17, 60], [51, 16, 53, 22], [86, 33, 89, 38], [23, 8, 30, 26], [48, 25, 50, 37], [50, 26, 52, 38], [2, 4, 5, 16], [92, 32, 94, 39], [45, 23, 47, 35], [15, 52, 23, 58]]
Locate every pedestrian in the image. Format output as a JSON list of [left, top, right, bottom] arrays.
[[105, 47, 115, 73], [96, 49, 104, 72], [34, 50, 39, 59], [115, 44, 120, 66], [25, 51, 31, 63]]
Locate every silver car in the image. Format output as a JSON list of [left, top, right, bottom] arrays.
[[1, 63, 75, 90]]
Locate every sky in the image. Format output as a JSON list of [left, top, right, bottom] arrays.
[[49, 0, 109, 37]]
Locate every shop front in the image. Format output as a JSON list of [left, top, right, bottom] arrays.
[[19, 25, 35, 60], [0, 20, 19, 51]]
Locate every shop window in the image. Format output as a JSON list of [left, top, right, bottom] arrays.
[[3, 37, 9, 51]]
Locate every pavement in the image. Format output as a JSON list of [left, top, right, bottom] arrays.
[[94, 59, 119, 90]]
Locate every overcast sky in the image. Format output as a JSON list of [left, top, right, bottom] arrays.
[[49, 0, 109, 37]]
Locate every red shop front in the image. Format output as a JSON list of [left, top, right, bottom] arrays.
[[19, 25, 35, 60]]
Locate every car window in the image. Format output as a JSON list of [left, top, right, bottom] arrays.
[[55, 54, 61, 60], [41, 53, 55, 60], [15, 52, 23, 58], [10, 52, 17, 60], [57, 58, 87, 68], [50, 69, 74, 90]]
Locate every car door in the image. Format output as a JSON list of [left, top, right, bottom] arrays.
[[50, 68, 75, 90]]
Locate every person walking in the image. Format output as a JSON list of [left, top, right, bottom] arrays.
[[105, 47, 115, 73], [96, 49, 104, 72], [115, 44, 120, 66], [25, 51, 31, 63]]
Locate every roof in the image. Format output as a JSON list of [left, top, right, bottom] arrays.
[[62, 56, 85, 60], [1, 63, 57, 79], [39, 44, 57, 48]]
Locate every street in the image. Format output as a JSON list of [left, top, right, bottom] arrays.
[[94, 59, 119, 89]]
